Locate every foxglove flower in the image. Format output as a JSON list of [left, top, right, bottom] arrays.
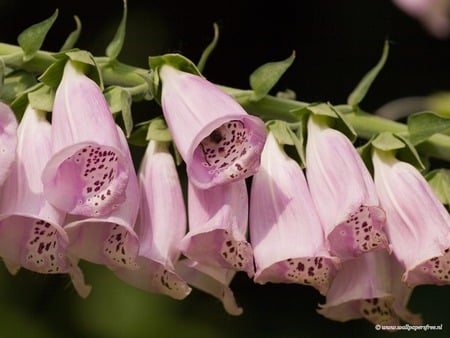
[[0, 105, 90, 297], [180, 180, 254, 277], [393, 0, 450, 38], [42, 60, 129, 217], [159, 65, 267, 189], [63, 127, 139, 271], [250, 132, 338, 295], [372, 149, 450, 287], [318, 250, 421, 326], [176, 258, 243, 316], [0, 101, 18, 186], [306, 115, 389, 260], [115, 140, 191, 300]]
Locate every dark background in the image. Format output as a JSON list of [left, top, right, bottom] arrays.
[[0, 0, 449, 337]]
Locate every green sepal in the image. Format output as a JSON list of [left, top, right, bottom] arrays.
[[371, 131, 425, 171], [103, 86, 133, 137], [304, 102, 357, 142], [105, 0, 127, 60], [267, 119, 306, 167], [128, 116, 172, 147], [60, 16, 82, 51], [249, 51, 295, 101], [407, 111, 450, 145], [18, 9, 58, 62], [38, 50, 101, 89], [347, 40, 389, 107], [28, 84, 54, 112], [197, 22, 219, 73], [1, 70, 37, 102], [425, 169, 450, 205], [149, 53, 201, 102]]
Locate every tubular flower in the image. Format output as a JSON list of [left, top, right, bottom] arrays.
[[0, 101, 18, 186], [159, 65, 267, 189], [180, 179, 254, 277], [0, 105, 90, 297], [372, 148, 450, 287], [176, 258, 243, 316], [115, 140, 191, 300], [42, 60, 129, 217], [306, 115, 389, 260], [318, 250, 422, 327], [249, 132, 338, 295], [63, 127, 139, 271]]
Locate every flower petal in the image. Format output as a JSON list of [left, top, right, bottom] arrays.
[[372, 149, 450, 286], [64, 128, 139, 270], [176, 258, 243, 316], [180, 180, 254, 277], [114, 140, 191, 300], [160, 65, 266, 188], [0, 101, 18, 186], [250, 132, 338, 295], [43, 60, 129, 216], [306, 115, 389, 260]]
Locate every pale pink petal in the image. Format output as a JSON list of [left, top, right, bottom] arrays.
[[318, 251, 421, 326], [306, 115, 389, 260], [0, 105, 90, 297], [372, 149, 450, 286], [42, 60, 129, 217], [250, 132, 338, 295], [64, 127, 139, 271], [159, 65, 266, 189], [176, 258, 243, 316], [115, 140, 191, 300], [0, 101, 17, 186], [180, 180, 254, 277]]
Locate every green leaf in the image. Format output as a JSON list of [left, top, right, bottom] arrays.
[[371, 131, 406, 151], [306, 102, 357, 142], [28, 84, 55, 112], [60, 16, 82, 51], [104, 86, 123, 113], [197, 22, 219, 73], [249, 51, 295, 101], [120, 89, 133, 137], [425, 169, 450, 205], [17, 9, 58, 62], [128, 123, 149, 147], [146, 117, 172, 142], [38, 58, 66, 88], [407, 111, 450, 145], [347, 40, 389, 107], [106, 0, 128, 60], [1, 70, 37, 102]]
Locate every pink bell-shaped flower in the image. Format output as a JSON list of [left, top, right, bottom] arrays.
[[0, 105, 90, 297], [372, 148, 450, 287], [250, 131, 338, 295], [176, 258, 243, 316], [42, 60, 130, 217], [306, 115, 389, 260], [0, 101, 18, 186], [63, 127, 139, 271], [318, 250, 422, 327], [180, 179, 254, 277], [115, 140, 191, 300], [159, 65, 267, 189]]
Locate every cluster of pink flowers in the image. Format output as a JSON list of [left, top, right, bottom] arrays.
[[0, 60, 449, 326]]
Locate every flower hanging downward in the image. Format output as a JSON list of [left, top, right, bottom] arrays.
[[250, 132, 338, 295], [0, 105, 90, 297], [64, 127, 139, 271], [42, 60, 130, 217], [318, 250, 422, 327], [372, 148, 450, 287], [159, 65, 267, 189], [306, 115, 389, 260], [180, 180, 254, 277], [115, 140, 191, 300], [0, 101, 18, 186]]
